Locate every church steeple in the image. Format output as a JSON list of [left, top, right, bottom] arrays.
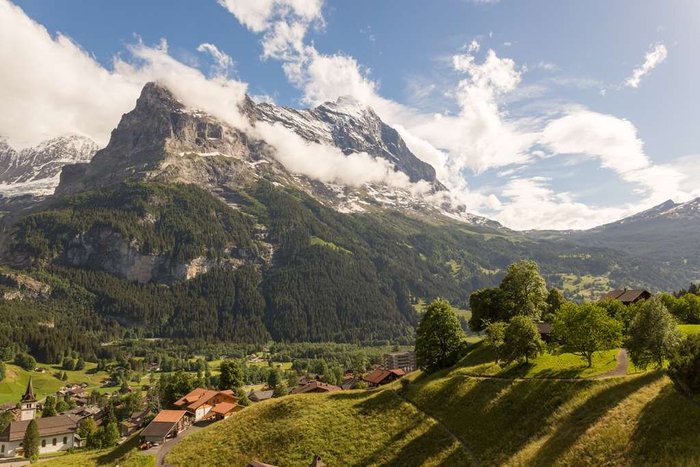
[[19, 377, 36, 421], [21, 377, 36, 402]]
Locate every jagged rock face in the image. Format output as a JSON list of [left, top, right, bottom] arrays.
[[56, 83, 445, 199], [56, 83, 281, 196], [0, 135, 97, 197], [253, 96, 442, 187]]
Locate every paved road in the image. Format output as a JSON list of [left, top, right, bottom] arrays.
[[144, 422, 209, 466], [595, 348, 629, 380]]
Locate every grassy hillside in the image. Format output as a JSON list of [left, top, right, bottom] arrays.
[[165, 357, 700, 466], [166, 389, 472, 466], [37, 433, 154, 467], [0, 363, 111, 404]]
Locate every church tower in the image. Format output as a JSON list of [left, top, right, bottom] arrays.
[[19, 377, 36, 421]]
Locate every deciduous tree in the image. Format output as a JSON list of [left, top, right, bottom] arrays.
[[627, 298, 681, 369], [415, 299, 465, 373], [502, 316, 544, 365], [554, 302, 622, 367]]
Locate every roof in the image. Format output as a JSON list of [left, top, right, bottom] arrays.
[[290, 381, 341, 394], [152, 410, 187, 423], [248, 390, 274, 401], [363, 368, 404, 385], [385, 350, 415, 357], [141, 421, 177, 439], [212, 402, 237, 415], [0, 415, 76, 442], [601, 289, 651, 303], [536, 322, 553, 334], [22, 377, 36, 402], [173, 388, 237, 412], [248, 461, 278, 467]]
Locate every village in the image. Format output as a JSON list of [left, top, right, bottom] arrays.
[[0, 348, 418, 465]]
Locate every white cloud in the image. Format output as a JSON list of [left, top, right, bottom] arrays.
[[253, 121, 425, 190], [0, 0, 249, 148], [625, 43, 668, 88], [196, 43, 234, 78], [495, 177, 627, 230]]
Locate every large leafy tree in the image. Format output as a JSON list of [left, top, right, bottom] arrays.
[[626, 297, 681, 369], [500, 260, 548, 320], [469, 288, 506, 331], [502, 316, 544, 365], [469, 260, 548, 331], [416, 299, 466, 373], [23, 419, 39, 461], [219, 360, 245, 391], [484, 321, 507, 363], [554, 302, 622, 367]]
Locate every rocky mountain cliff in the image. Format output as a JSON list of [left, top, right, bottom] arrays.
[[54, 83, 458, 219]]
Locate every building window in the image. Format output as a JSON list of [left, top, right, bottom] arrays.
[[63, 437, 67, 444], [1, 444, 4, 452], [52, 438, 57, 446], [41, 440, 46, 448]]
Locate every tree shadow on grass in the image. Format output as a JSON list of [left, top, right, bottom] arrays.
[[529, 371, 663, 466], [629, 381, 700, 465]]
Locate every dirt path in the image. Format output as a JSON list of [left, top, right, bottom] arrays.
[[595, 349, 629, 380], [392, 390, 481, 467]]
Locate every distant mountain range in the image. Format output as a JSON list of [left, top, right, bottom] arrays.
[[0, 82, 696, 344]]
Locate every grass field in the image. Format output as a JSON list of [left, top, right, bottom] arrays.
[[38, 433, 154, 467], [679, 324, 700, 336], [166, 390, 472, 466], [455, 342, 619, 379], [0, 363, 114, 404]]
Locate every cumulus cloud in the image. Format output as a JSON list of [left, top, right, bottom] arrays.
[[219, 1, 695, 229], [625, 43, 668, 88], [496, 178, 627, 230], [0, 0, 249, 147]]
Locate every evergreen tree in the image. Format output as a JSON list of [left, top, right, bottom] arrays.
[[102, 422, 120, 448], [23, 419, 40, 462], [42, 395, 57, 417]]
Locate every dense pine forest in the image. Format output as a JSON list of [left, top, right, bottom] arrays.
[[0, 181, 692, 362]]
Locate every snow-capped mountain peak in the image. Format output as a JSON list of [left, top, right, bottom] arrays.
[[0, 135, 99, 197]]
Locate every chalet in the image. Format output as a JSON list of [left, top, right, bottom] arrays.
[[536, 322, 553, 342], [248, 390, 274, 402], [119, 408, 150, 437], [140, 410, 188, 445], [290, 381, 341, 394], [340, 377, 362, 390], [209, 401, 242, 420], [363, 368, 405, 387], [601, 289, 652, 305], [173, 388, 240, 422], [63, 406, 103, 426], [384, 350, 417, 373], [0, 379, 78, 458]]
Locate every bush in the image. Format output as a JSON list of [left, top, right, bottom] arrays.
[[668, 334, 700, 396], [14, 352, 36, 372]]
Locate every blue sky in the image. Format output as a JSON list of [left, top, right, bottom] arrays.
[[2, 0, 699, 229]]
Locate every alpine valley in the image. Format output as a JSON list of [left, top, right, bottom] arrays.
[[0, 82, 697, 357]]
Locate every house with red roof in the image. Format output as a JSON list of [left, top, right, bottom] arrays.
[[173, 388, 240, 422], [363, 368, 405, 387], [140, 410, 188, 445]]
